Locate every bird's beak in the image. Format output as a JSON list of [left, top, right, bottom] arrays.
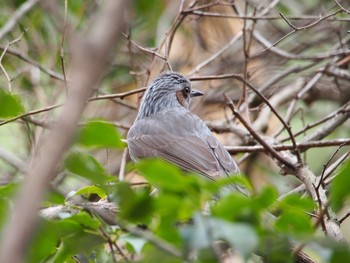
[[190, 89, 204, 97]]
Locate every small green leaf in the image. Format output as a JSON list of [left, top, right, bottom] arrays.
[[115, 182, 154, 222], [0, 89, 24, 118], [28, 215, 93, 263], [64, 152, 111, 185], [331, 244, 350, 263], [65, 212, 101, 230], [53, 230, 104, 262], [212, 193, 252, 222], [74, 185, 107, 199], [44, 190, 65, 205], [253, 186, 278, 209], [275, 210, 314, 236], [331, 160, 350, 212], [135, 158, 200, 193], [258, 234, 293, 263], [77, 120, 125, 148], [28, 211, 103, 263], [280, 194, 315, 212], [0, 183, 19, 228]]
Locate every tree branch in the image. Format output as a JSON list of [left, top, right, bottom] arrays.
[[0, 1, 127, 262]]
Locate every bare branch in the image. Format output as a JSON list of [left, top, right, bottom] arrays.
[[297, 167, 345, 242], [225, 94, 296, 171], [192, 73, 302, 164], [0, 87, 145, 127], [301, 104, 350, 142], [0, 147, 26, 172], [0, 0, 40, 41], [226, 138, 350, 154], [0, 45, 64, 80], [261, 9, 342, 52], [0, 2, 128, 262]]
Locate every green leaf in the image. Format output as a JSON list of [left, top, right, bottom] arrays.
[[53, 230, 104, 263], [77, 120, 125, 148], [141, 245, 182, 263], [331, 244, 350, 263], [0, 183, 19, 228], [74, 185, 107, 199], [258, 234, 293, 263], [28, 212, 102, 263], [279, 194, 315, 212], [28, 217, 85, 262], [115, 182, 154, 222], [253, 186, 278, 210], [135, 158, 200, 193], [135, 159, 204, 220], [275, 210, 314, 237], [331, 160, 350, 212], [66, 212, 101, 230], [212, 193, 252, 222], [64, 151, 111, 185], [44, 190, 65, 205], [0, 89, 24, 118]]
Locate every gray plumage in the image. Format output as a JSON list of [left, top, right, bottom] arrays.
[[127, 71, 239, 180]]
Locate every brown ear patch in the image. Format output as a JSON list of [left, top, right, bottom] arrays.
[[176, 90, 187, 108]]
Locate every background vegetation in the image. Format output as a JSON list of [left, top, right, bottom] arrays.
[[0, 0, 350, 262]]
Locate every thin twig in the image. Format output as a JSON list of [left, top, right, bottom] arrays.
[[122, 32, 168, 61], [60, 0, 68, 96], [334, 0, 350, 15], [0, 45, 64, 80], [324, 151, 350, 185], [0, 103, 63, 126], [185, 10, 350, 22], [187, 32, 243, 76], [261, 9, 342, 52], [192, 73, 302, 164], [115, 218, 182, 258], [281, 102, 350, 142], [297, 167, 345, 242], [0, 0, 40, 41], [0, 2, 128, 260], [339, 209, 350, 224], [88, 87, 147, 102], [225, 138, 350, 154], [224, 94, 296, 171], [0, 87, 146, 126], [0, 42, 12, 91], [316, 143, 347, 191], [0, 147, 26, 171]]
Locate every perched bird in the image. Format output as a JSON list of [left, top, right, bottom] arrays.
[[127, 71, 241, 184]]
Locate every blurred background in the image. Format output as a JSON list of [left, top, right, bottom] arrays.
[[1, 0, 349, 189], [0, 0, 350, 259]]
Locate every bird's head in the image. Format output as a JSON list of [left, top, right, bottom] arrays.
[[136, 71, 203, 120]]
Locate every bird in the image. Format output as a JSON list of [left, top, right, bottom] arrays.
[[127, 71, 244, 191]]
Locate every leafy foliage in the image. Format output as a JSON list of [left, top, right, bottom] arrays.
[[64, 151, 113, 185], [0, 89, 24, 118], [76, 120, 125, 149], [0, 0, 350, 262], [331, 160, 350, 212]]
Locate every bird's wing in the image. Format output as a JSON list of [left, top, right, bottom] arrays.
[[127, 110, 238, 179], [206, 134, 239, 175]]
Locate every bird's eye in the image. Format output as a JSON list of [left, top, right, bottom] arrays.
[[183, 87, 190, 95]]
